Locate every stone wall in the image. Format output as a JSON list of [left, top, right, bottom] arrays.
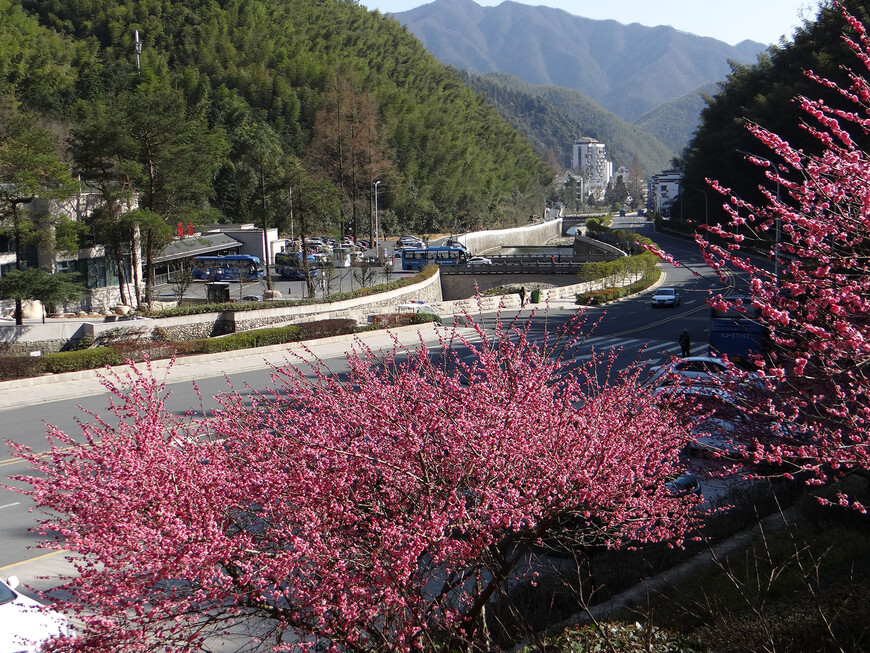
[[0, 221, 578, 352]]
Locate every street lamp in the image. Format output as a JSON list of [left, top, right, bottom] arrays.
[[689, 187, 708, 226], [736, 149, 782, 284], [373, 180, 381, 253]]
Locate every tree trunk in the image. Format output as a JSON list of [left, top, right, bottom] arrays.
[[130, 224, 142, 308]]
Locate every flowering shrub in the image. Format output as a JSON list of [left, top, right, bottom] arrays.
[[656, 2, 870, 510], [13, 314, 701, 651]]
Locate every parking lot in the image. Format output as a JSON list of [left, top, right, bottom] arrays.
[[154, 266, 411, 304]]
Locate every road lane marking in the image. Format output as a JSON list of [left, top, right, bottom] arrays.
[[0, 502, 20, 509], [0, 549, 69, 572]]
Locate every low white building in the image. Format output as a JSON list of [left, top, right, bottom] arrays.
[[648, 169, 683, 218]]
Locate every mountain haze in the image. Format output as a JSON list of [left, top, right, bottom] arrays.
[[393, 0, 766, 122]]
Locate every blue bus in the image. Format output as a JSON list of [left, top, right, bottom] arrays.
[[401, 247, 468, 271], [708, 298, 768, 364], [191, 255, 264, 281], [274, 252, 319, 280]]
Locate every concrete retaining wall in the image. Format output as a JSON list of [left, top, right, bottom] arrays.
[[459, 219, 562, 254]]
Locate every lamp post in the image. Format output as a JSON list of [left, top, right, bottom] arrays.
[[690, 187, 708, 226], [374, 180, 381, 255], [737, 149, 782, 284]]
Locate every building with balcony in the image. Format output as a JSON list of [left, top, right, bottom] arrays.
[[572, 137, 613, 201]]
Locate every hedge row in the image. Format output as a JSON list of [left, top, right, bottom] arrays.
[[575, 268, 662, 306], [196, 325, 303, 354], [0, 318, 359, 381], [40, 347, 124, 374]]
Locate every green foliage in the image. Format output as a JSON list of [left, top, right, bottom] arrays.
[[464, 71, 676, 177], [40, 347, 123, 374], [679, 0, 870, 227], [575, 268, 661, 305], [0, 267, 85, 306], [195, 325, 303, 353], [14, 0, 551, 233]]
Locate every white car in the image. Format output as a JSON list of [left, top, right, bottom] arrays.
[[467, 256, 492, 265], [651, 287, 681, 307], [0, 576, 73, 652], [647, 356, 763, 389]]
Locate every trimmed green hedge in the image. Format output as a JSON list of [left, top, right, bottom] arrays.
[[40, 347, 124, 374], [575, 268, 662, 306], [196, 325, 303, 354]]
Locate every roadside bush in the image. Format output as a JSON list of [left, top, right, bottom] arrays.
[[196, 325, 303, 354], [40, 347, 123, 374], [367, 312, 441, 328], [108, 341, 203, 363], [0, 355, 46, 381], [575, 269, 661, 305]]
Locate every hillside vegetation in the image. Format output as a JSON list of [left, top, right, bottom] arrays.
[[678, 0, 868, 226], [463, 71, 677, 176], [6, 0, 552, 235]]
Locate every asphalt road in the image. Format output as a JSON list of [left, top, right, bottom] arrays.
[[0, 217, 739, 569]]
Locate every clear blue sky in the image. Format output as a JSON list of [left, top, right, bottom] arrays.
[[362, 0, 822, 46]]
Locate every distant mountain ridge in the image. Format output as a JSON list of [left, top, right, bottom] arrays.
[[392, 0, 766, 132]]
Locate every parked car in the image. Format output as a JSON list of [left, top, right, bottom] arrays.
[[647, 356, 763, 388], [397, 235, 424, 248], [0, 575, 74, 651], [444, 239, 468, 251], [467, 256, 492, 265], [240, 295, 263, 302], [650, 287, 681, 307]]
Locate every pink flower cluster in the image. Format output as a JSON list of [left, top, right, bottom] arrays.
[[13, 318, 700, 651]]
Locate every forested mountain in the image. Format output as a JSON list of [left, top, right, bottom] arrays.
[[392, 0, 767, 123], [3, 0, 553, 238], [463, 71, 676, 176], [678, 0, 867, 226], [635, 82, 717, 156]]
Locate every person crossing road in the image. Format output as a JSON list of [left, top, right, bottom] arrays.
[[679, 329, 691, 357]]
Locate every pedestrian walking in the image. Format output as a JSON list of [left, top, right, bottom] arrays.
[[519, 286, 526, 307], [679, 329, 691, 357]]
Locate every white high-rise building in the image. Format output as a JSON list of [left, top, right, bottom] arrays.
[[572, 137, 612, 201]]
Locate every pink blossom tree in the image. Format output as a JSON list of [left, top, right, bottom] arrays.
[[13, 317, 700, 652], [688, 2, 870, 509]]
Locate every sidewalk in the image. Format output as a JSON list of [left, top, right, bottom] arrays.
[[0, 322, 481, 412]]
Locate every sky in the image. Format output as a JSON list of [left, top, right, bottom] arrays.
[[361, 0, 822, 46]]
